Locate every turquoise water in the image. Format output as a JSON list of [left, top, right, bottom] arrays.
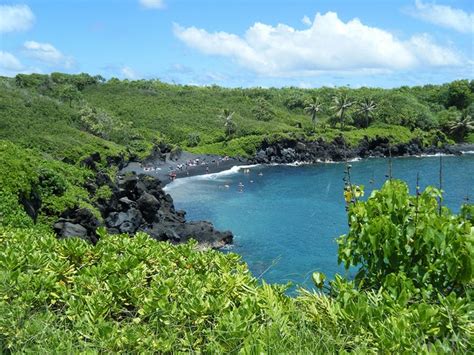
[[166, 155, 474, 290]]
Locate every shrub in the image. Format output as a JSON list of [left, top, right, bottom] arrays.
[[337, 180, 473, 297], [252, 97, 275, 121], [187, 132, 201, 147]]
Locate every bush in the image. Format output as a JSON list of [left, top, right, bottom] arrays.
[[252, 97, 275, 122], [187, 132, 201, 147], [0, 228, 327, 353], [337, 180, 473, 297]]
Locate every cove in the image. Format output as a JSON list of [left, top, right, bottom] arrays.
[[165, 155, 474, 289]]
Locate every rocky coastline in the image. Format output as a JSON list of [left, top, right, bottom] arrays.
[[251, 136, 470, 165], [50, 136, 473, 249], [54, 152, 233, 249]]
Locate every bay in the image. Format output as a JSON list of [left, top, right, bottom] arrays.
[[166, 155, 474, 289]]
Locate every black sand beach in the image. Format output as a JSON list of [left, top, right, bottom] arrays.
[[119, 143, 474, 186], [120, 151, 249, 185]]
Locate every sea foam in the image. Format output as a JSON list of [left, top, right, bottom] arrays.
[[164, 164, 260, 191]]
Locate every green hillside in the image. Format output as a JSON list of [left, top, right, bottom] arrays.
[[4, 74, 474, 159]]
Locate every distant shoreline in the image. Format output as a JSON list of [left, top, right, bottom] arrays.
[[119, 143, 474, 187]]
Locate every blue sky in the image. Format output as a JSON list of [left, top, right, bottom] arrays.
[[0, 0, 472, 88]]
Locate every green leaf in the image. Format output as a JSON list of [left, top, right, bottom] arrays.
[[312, 272, 326, 289]]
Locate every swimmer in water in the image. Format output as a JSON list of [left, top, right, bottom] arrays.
[[258, 172, 263, 176]]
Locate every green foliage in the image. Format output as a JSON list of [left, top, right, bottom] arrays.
[[0, 79, 126, 162], [0, 228, 333, 353], [447, 111, 474, 142], [0, 140, 96, 228], [331, 92, 354, 129], [187, 132, 201, 147], [460, 204, 474, 223], [1, 74, 473, 353], [338, 180, 473, 296], [446, 79, 473, 110], [58, 84, 81, 107], [304, 96, 322, 129], [354, 98, 377, 128], [4, 74, 470, 159], [375, 92, 436, 130], [299, 276, 473, 353], [219, 108, 236, 140], [1, 211, 472, 353], [252, 97, 275, 121], [94, 185, 112, 203], [189, 135, 264, 157], [284, 93, 307, 110]]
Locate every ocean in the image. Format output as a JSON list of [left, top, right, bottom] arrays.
[[165, 154, 474, 290]]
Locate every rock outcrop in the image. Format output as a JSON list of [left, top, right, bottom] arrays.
[[54, 173, 233, 249], [54, 208, 100, 243], [252, 136, 461, 164]]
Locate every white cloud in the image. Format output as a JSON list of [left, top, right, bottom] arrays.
[[412, 0, 474, 33], [23, 41, 74, 68], [139, 0, 165, 9], [407, 33, 463, 66], [301, 15, 312, 26], [0, 51, 23, 71], [0, 51, 41, 77], [0, 4, 34, 33], [173, 12, 462, 77], [121, 66, 138, 79]]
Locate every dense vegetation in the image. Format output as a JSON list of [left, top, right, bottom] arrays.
[[3, 74, 474, 159], [0, 73, 473, 352], [1, 181, 472, 353]]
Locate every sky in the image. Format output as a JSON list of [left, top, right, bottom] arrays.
[[0, 0, 473, 88]]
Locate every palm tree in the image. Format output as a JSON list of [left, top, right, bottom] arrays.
[[331, 94, 353, 130], [358, 98, 377, 128], [448, 112, 474, 142], [219, 109, 236, 140], [304, 97, 322, 130]]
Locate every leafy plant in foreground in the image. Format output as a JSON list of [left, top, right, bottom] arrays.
[[337, 180, 473, 297]]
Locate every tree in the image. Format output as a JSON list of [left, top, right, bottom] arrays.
[[304, 97, 322, 130], [331, 93, 353, 130], [358, 98, 377, 128], [219, 109, 236, 140], [78, 105, 114, 138], [446, 80, 473, 110], [448, 112, 474, 142], [59, 84, 81, 107]]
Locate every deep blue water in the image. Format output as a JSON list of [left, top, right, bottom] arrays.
[[166, 155, 474, 290]]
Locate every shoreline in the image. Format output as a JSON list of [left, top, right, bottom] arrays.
[[120, 143, 474, 187], [120, 151, 250, 186]]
